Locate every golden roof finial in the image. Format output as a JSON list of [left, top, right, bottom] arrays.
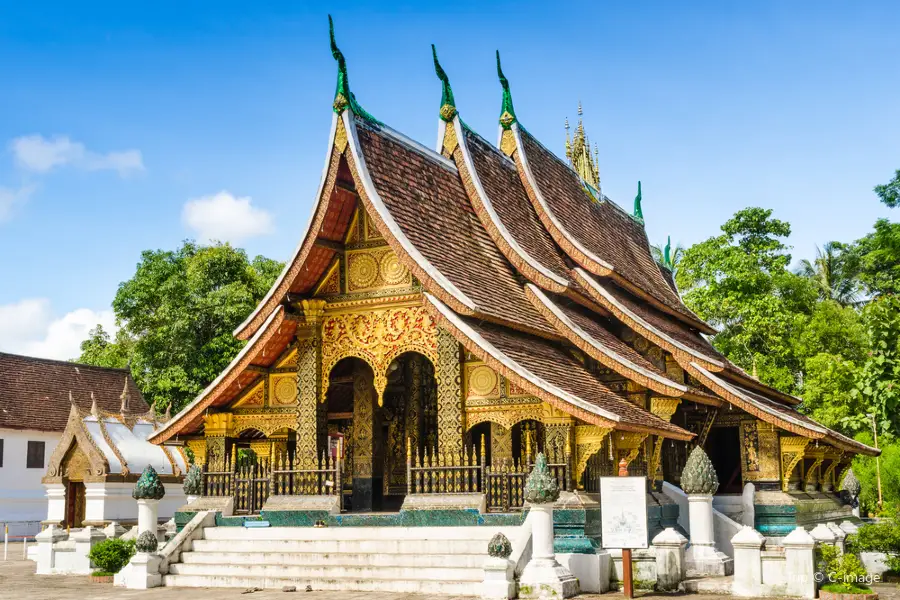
[[567, 102, 600, 190]]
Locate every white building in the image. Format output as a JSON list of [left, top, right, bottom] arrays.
[[0, 352, 150, 537]]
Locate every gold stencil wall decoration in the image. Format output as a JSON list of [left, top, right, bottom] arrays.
[[436, 328, 464, 453], [320, 305, 438, 405], [232, 380, 265, 408], [465, 402, 545, 431], [269, 374, 299, 407], [466, 363, 501, 399], [346, 247, 411, 293], [780, 436, 811, 491], [574, 425, 612, 487], [295, 337, 320, 463], [232, 414, 297, 438], [491, 422, 513, 462], [313, 259, 341, 297], [352, 365, 375, 478], [204, 413, 234, 438]]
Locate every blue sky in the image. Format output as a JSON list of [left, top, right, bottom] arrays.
[[1, 1, 897, 360]]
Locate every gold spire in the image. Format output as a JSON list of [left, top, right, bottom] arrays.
[[120, 377, 129, 414], [566, 102, 600, 191]]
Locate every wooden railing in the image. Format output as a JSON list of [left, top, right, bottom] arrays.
[[202, 448, 342, 514], [406, 438, 485, 495], [405, 438, 570, 512]]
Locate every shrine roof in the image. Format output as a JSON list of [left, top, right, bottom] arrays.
[[426, 294, 693, 440], [0, 352, 148, 433], [690, 363, 879, 456]]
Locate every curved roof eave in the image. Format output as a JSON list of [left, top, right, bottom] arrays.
[[452, 116, 569, 293], [149, 306, 284, 445], [233, 113, 340, 341], [511, 124, 715, 336], [424, 293, 693, 441], [525, 283, 688, 398]]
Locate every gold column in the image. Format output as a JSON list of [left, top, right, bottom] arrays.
[[803, 447, 826, 492], [491, 423, 513, 463], [405, 355, 423, 454], [351, 363, 375, 511], [204, 413, 233, 469], [646, 397, 681, 486], [296, 299, 325, 465], [436, 328, 464, 454]]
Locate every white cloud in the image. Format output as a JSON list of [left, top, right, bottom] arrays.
[[9, 134, 144, 177], [0, 298, 116, 361], [0, 184, 36, 223], [182, 190, 274, 243]]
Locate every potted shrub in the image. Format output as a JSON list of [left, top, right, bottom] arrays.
[[818, 544, 878, 600], [87, 538, 136, 583]]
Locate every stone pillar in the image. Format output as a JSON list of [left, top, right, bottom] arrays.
[[782, 527, 816, 599], [731, 526, 764, 597], [137, 499, 159, 537], [44, 483, 66, 526], [681, 446, 732, 576], [518, 454, 578, 599], [72, 526, 105, 574], [688, 494, 715, 549], [652, 527, 688, 591], [35, 524, 66, 575], [483, 532, 515, 600], [351, 364, 375, 512], [436, 328, 464, 454]]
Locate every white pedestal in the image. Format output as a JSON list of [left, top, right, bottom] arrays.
[[782, 527, 816, 599], [71, 526, 106, 574], [44, 484, 66, 525], [137, 499, 160, 538], [115, 552, 162, 589], [482, 556, 516, 599], [686, 494, 733, 576], [557, 552, 610, 593], [518, 503, 579, 599], [731, 526, 764, 597], [34, 524, 67, 575], [652, 527, 688, 591]]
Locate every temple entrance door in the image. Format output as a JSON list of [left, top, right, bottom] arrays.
[[65, 481, 85, 528], [325, 353, 438, 513], [706, 426, 742, 493]]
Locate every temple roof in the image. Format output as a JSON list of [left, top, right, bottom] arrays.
[[151, 23, 877, 456], [0, 352, 148, 433]]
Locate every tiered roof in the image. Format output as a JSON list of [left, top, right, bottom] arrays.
[[149, 19, 877, 457]]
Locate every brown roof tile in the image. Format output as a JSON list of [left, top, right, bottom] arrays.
[[0, 352, 148, 432], [518, 129, 706, 327], [353, 118, 555, 337]]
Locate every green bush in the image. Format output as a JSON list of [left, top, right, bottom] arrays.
[[87, 538, 136, 574], [849, 507, 900, 572], [817, 544, 872, 592]]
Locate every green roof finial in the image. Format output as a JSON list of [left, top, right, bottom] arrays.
[[633, 180, 644, 222], [664, 235, 672, 269], [432, 45, 457, 122], [329, 15, 350, 114], [496, 51, 517, 130]]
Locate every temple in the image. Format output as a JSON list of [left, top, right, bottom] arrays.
[[149, 21, 876, 538]]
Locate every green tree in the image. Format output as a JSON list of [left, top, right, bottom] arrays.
[[856, 219, 900, 297], [677, 208, 817, 392], [852, 432, 900, 515], [77, 325, 134, 369], [847, 295, 900, 436], [795, 242, 862, 306], [875, 169, 900, 208], [79, 241, 282, 413]]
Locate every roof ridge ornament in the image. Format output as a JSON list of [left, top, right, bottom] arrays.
[[633, 180, 644, 223], [120, 376, 129, 414], [328, 15, 379, 123], [432, 45, 457, 122], [496, 51, 517, 130], [663, 235, 672, 270], [90, 391, 99, 417]]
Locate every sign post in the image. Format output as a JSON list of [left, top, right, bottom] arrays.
[[600, 459, 648, 599]]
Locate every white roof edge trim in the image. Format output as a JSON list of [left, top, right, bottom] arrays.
[[690, 362, 826, 435], [577, 268, 725, 368], [527, 284, 687, 393], [512, 123, 615, 272], [344, 112, 477, 311], [436, 119, 447, 154], [454, 117, 569, 289], [234, 113, 340, 337], [424, 292, 621, 423], [154, 306, 284, 440]]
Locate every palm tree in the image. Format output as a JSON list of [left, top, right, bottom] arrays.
[[651, 236, 685, 276], [795, 242, 862, 306]]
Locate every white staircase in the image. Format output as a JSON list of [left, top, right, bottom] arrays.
[[163, 525, 508, 595]]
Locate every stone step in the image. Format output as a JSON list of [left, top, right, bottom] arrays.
[[162, 573, 482, 595], [168, 560, 484, 582], [201, 525, 504, 542], [180, 550, 485, 569], [190, 537, 487, 555], [683, 575, 734, 594]]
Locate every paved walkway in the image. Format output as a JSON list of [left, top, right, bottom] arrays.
[[3, 543, 899, 600]]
